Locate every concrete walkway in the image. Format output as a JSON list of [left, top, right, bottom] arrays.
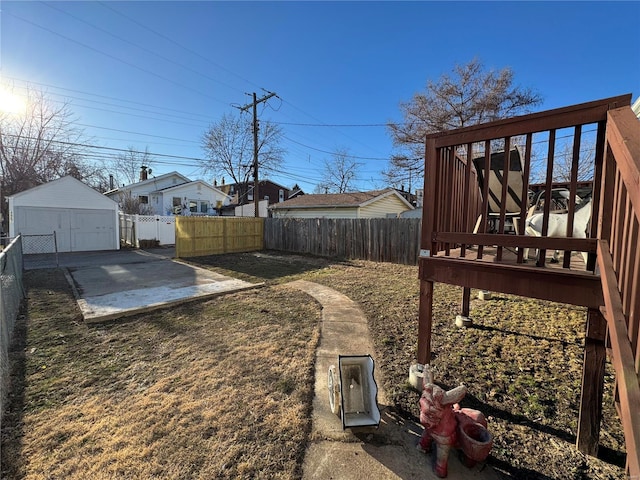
[[289, 280, 499, 480]]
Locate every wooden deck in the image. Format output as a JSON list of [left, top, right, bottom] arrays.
[[422, 246, 603, 310], [417, 95, 640, 474], [436, 244, 589, 271]]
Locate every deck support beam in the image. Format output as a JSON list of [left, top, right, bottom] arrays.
[[418, 278, 434, 365], [577, 308, 607, 456]]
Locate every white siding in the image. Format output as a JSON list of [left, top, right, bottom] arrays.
[[160, 183, 229, 216], [12, 176, 117, 210], [8, 176, 119, 251], [272, 207, 359, 219], [359, 194, 412, 218], [117, 175, 186, 194]]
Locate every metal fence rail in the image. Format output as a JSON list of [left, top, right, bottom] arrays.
[[0, 236, 25, 424]]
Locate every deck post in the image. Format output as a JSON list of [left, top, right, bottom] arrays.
[[461, 287, 471, 317], [576, 307, 607, 456], [418, 278, 434, 366]]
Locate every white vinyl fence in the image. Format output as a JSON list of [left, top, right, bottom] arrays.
[[0, 236, 25, 424], [119, 214, 176, 247]]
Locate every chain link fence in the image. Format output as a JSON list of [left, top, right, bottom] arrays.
[[0, 236, 26, 425], [21, 233, 59, 269]]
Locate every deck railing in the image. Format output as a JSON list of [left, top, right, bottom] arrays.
[[418, 94, 639, 474], [596, 106, 640, 475]]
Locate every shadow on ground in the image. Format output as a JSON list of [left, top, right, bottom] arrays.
[[181, 250, 346, 283]]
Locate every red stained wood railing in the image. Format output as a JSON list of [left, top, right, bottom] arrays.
[[596, 106, 640, 476], [418, 94, 639, 473]]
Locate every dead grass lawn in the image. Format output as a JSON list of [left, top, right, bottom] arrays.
[[1, 269, 320, 479], [1, 252, 629, 480]]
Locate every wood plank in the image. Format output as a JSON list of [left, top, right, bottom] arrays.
[[428, 94, 631, 148], [590, 121, 607, 243], [563, 126, 581, 269], [539, 129, 556, 267], [422, 138, 438, 254], [478, 141, 492, 259], [577, 309, 606, 456], [612, 175, 625, 273], [597, 240, 640, 475], [419, 256, 603, 308], [621, 198, 636, 314], [418, 278, 434, 365], [630, 231, 640, 357], [607, 107, 640, 226], [461, 142, 473, 258], [434, 232, 597, 252], [517, 134, 533, 263], [598, 143, 616, 244], [444, 150, 454, 256]]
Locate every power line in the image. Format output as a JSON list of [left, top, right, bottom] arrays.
[[42, 2, 243, 96], [274, 121, 390, 127], [97, 1, 260, 91], [75, 124, 201, 144], [5, 10, 228, 105], [6, 76, 213, 120], [283, 136, 391, 161], [2, 133, 207, 163]]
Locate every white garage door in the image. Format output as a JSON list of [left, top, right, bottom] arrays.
[[15, 207, 117, 252]]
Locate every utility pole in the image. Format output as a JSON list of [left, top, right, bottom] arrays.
[[237, 91, 277, 217]]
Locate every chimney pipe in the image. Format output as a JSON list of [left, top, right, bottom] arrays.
[[140, 165, 148, 181], [109, 174, 114, 190]]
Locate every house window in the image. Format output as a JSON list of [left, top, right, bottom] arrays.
[[200, 201, 209, 213], [279, 189, 284, 202], [172, 197, 182, 214], [139, 195, 149, 204], [189, 200, 198, 213], [264, 195, 269, 201], [248, 190, 254, 201]]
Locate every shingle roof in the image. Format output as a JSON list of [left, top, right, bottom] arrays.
[[270, 189, 396, 209]]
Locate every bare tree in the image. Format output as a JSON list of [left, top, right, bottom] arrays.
[[200, 112, 285, 200], [530, 139, 595, 184], [110, 146, 154, 187], [118, 191, 154, 215], [318, 148, 360, 193], [386, 59, 542, 185], [0, 85, 89, 229]]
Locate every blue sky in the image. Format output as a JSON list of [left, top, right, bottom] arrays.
[[1, 1, 638, 193]]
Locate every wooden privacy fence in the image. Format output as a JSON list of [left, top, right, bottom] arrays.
[[264, 217, 422, 265], [175, 217, 263, 258]]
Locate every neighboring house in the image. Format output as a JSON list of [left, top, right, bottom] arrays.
[[8, 175, 120, 252], [217, 179, 300, 216], [289, 183, 305, 200], [394, 188, 418, 207], [105, 169, 231, 215], [269, 188, 414, 219]]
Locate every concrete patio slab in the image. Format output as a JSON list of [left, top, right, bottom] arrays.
[[60, 248, 261, 322]]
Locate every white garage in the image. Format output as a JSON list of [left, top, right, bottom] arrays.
[[8, 176, 120, 252]]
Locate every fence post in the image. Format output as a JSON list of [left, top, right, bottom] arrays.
[[134, 214, 140, 248], [53, 230, 59, 267]]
